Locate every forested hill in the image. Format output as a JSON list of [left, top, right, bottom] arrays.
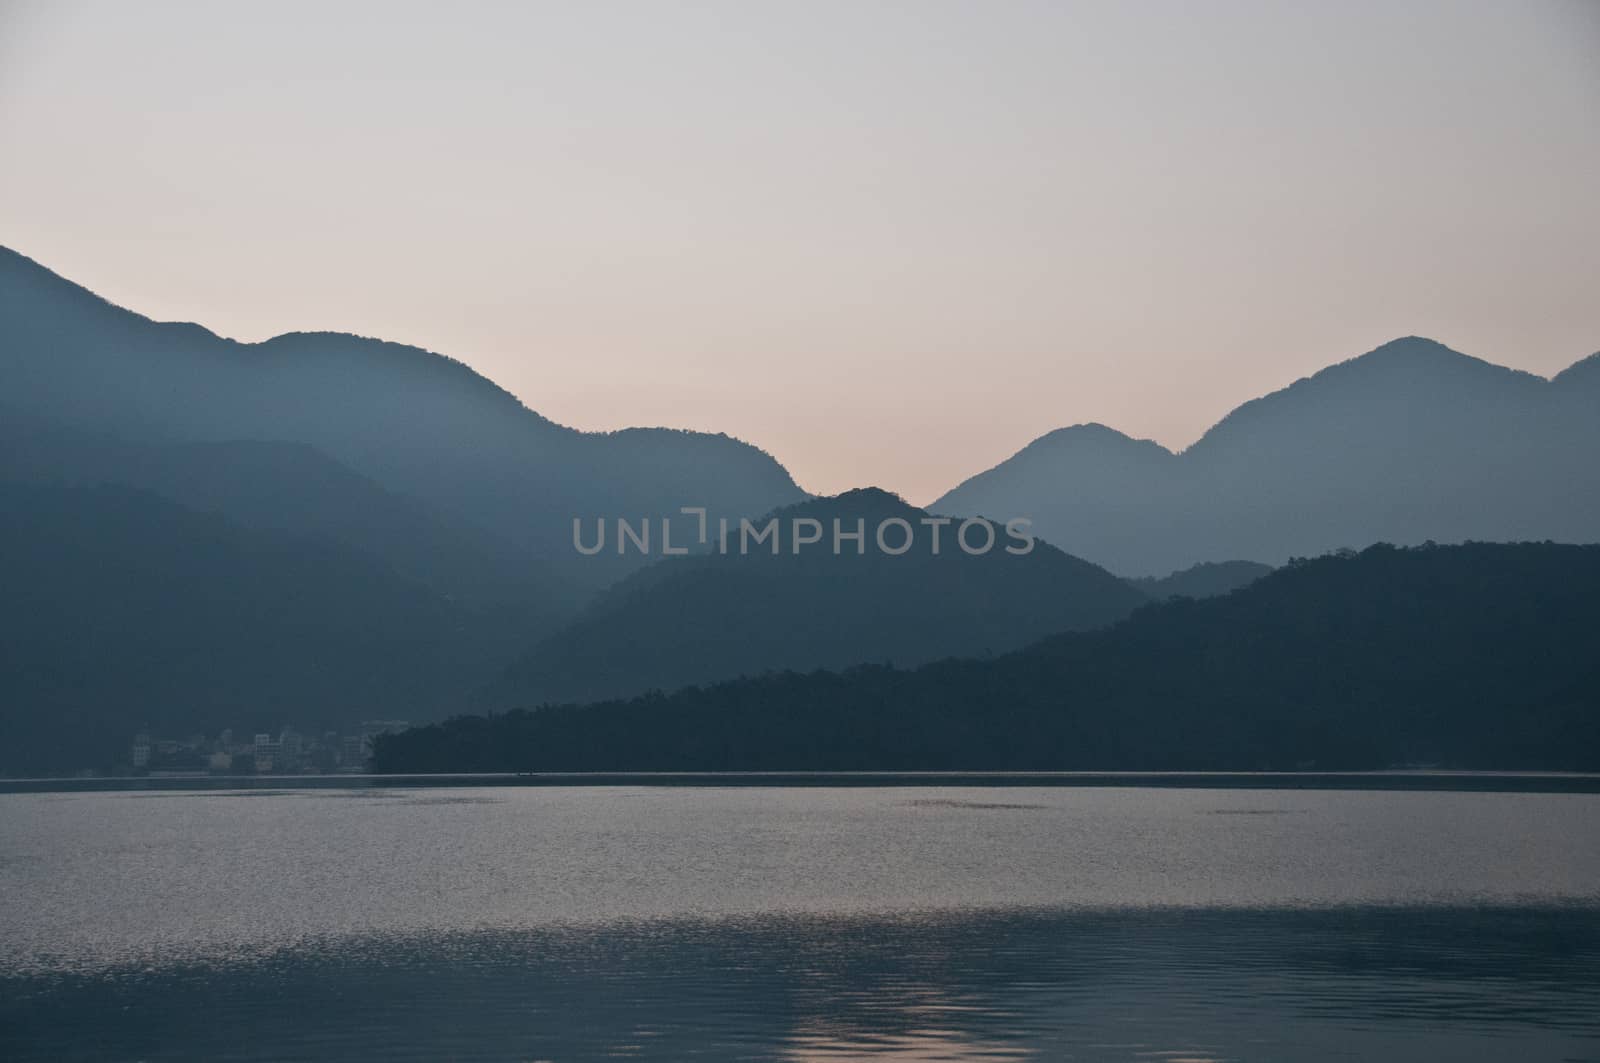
[[375, 541, 1600, 773], [479, 488, 1145, 709]]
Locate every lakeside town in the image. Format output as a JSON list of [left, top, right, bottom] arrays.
[[127, 721, 410, 777]]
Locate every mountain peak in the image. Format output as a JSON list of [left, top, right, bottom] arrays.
[[931, 425, 1174, 525], [1356, 335, 1459, 360], [1328, 336, 1544, 385], [1028, 423, 1171, 454], [830, 485, 907, 506], [773, 486, 918, 523], [1185, 336, 1547, 457]]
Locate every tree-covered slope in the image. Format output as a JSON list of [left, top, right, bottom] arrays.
[[378, 541, 1600, 772]]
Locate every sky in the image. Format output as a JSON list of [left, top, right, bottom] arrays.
[[2, 1, 1597, 502]]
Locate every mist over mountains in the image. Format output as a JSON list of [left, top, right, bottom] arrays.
[[2, 245, 1598, 773], [9, 244, 1596, 593], [0, 245, 804, 770], [0, 408, 571, 611], [935, 338, 1600, 575], [0, 246, 804, 596]]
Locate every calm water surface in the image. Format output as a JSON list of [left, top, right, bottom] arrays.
[[2, 785, 1597, 1061]]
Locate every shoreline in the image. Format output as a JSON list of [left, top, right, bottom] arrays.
[[5, 769, 1600, 795]]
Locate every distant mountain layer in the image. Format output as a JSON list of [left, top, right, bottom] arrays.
[[0, 409, 576, 611], [0, 483, 533, 773], [934, 338, 1600, 575], [0, 246, 806, 594], [376, 541, 1600, 773], [482, 488, 1146, 709]]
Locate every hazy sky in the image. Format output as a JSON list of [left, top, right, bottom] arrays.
[[2, 1, 1597, 501]]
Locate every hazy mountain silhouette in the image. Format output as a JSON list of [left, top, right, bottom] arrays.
[[934, 338, 1600, 575], [1129, 560, 1273, 600], [0, 408, 578, 614], [377, 541, 1600, 773], [9, 246, 1596, 775], [481, 488, 1146, 709], [0, 246, 806, 594], [0, 483, 533, 773]]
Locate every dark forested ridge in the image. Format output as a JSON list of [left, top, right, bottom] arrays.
[[481, 488, 1146, 708], [935, 338, 1600, 576], [375, 542, 1600, 773]]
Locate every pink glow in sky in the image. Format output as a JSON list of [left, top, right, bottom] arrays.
[[2, 0, 1596, 501]]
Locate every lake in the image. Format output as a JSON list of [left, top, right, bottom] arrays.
[[2, 783, 1598, 1060]]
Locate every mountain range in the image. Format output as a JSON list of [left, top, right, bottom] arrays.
[[2, 245, 1597, 772], [9, 246, 1596, 592], [0, 245, 807, 770], [0, 245, 805, 598], [935, 338, 1600, 575]]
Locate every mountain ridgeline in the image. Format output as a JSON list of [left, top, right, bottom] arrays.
[[3, 245, 1598, 775], [479, 488, 1146, 709], [376, 542, 1600, 773], [935, 339, 1600, 576], [1129, 560, 1273, 600], [0, 245, 804, 771], [0, 245, 805, 597]]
